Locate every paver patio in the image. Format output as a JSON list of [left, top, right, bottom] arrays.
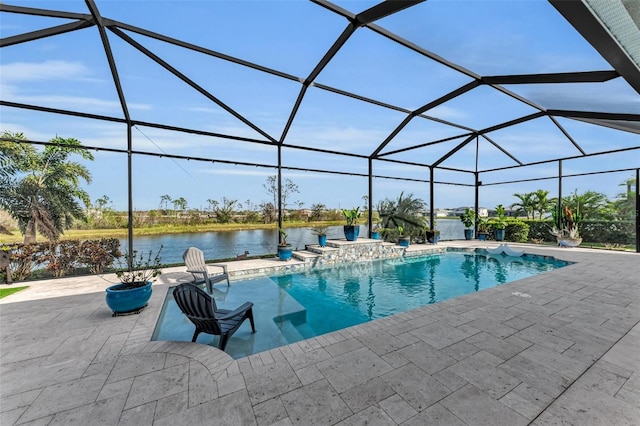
[[1, 241, 638, 425]]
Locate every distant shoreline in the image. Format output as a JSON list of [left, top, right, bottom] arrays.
[[0, 220, 344, 244]]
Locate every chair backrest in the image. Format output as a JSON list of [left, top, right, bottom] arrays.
[[183, 247, 206, 270], [173, 283, 222, 335]]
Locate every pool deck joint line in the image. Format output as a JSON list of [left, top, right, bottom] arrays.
[[1, 241, 638, 425]]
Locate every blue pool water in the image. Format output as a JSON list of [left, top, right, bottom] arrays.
[[152, 250, 570, 359]]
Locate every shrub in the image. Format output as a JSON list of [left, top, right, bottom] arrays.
[[0, 238, 122, 281], [78, 238, 121, 274], [520, 220, 635, 245], [505, 220, 529, 243]]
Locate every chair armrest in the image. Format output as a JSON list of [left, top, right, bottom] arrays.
[[215, 302, 253, 320], [206, 263, 229, 274]]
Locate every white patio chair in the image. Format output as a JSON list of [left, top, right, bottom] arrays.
[[183, 247, 230, 293]]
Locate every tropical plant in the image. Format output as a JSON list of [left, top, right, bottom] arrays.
[[114, 246, 163, 288], [532, 189, 552, 219], [511, 192, 536, 219], [0, 132, 94, 243], [459, 208, 475, 228], [477, 216, 489, 233], [376, 192, 426, 236], [278, 227, 289, 246], [490, 204, 507, 230], [311, 225, 328, 236], [342, 207, 361, 226]]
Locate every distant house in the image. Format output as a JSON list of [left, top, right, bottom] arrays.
[[450, 207, 489, 217]]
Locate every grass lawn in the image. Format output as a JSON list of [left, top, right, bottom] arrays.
[[0, 286, 28, 299]]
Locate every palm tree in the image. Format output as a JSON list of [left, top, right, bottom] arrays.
[[511, 192, 536, 219], [564, 190, 608, 220], [532, 189, 553, 219], [377, 192, 427, 238], [0, 133, 93, 243]]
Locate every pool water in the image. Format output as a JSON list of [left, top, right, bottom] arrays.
[[152, 250, 570, 359]]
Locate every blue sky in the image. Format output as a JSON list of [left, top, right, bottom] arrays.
[[1, 0, 638, 213]]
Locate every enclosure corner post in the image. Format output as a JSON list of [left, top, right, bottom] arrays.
[[368, 158, 373, 237], [636, 169, 640, 253]]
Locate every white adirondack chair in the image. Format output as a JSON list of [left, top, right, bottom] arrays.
[[183, 247, 230, 293]]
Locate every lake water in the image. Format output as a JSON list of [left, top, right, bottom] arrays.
[[122, 221, 465, 264]]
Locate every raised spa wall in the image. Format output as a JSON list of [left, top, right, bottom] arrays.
[[230, 238, 445, 279]]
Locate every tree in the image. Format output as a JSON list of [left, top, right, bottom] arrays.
[[511, 192, 536, 219], [211, 197, 239, 224], [609, 177, 637, 220], [159, 194, 171, 211], [259, 202, 276, 224], [377, 192, 427, 238], [532, 189, 553, 219], [172, 197, 187, 218], [0, 132, 94, 243], [263, 175, 300, 219], [564, 190, 608, 220], [310, 203, 326, 221]]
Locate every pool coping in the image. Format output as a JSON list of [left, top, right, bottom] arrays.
[[1, 241, 638, 425]]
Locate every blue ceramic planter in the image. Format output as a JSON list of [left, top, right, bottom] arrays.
[[105, 281, 152, 315], [494, 229, 505, 241], [278, 244, 293, 261], [464, 229, 474, 240], [371, 231, 380, 240], [398, 236, 410, 247], [318, 235, 327, 247], [344, 225, 359, 241]]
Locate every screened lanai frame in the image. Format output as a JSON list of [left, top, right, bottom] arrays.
[[1, 0, 639, 257]]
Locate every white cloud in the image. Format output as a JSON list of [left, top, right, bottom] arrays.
[[7, 93, 150, 112], [428, 105, 468, 120], [0, 60, 94, 82]]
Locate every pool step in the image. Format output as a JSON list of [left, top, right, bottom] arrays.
[[277, 319, 307, 342], [291, 249, 322, 262]]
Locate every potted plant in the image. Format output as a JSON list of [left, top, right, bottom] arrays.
[[371, 223, 382, 240], [371, 225, 380, 240], [342, 207, 361, 241], [459, 208, 475, 240], [490, 219, 507, 241], [397, 225, 410, 247], [492, 204, 507, 241], [551, 205, 582, 247], [105, 246, 162, 316], [311, 225, 328, 247], [477, 217, 490, 241], [426, 228, 440, 244], [277, 228, 293, 260]]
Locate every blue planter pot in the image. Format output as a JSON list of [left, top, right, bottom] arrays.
[[344, 225, 359, 241], [494, 229, 505, 241], [105, 281, 152, 316], [318, 235, 327, 247], [464, 229, 474, 240], [278, 244, 293, 261], [426, 230, 440, 244], [371, 231, 380, 240], [478, 232, 489, 241], [398, 236, 410, 247]]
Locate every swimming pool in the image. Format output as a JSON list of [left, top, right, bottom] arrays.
[[152, 249, 571, 359]]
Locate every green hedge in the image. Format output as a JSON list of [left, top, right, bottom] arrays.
[[520, 220, 635, 244]]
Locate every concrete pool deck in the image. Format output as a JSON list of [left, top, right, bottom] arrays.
[[1, 241, 638, 425]]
